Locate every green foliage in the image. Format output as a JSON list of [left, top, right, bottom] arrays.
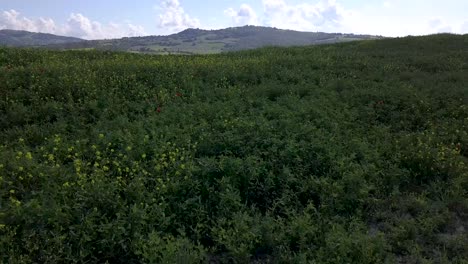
[[0, 34, 467, 263]]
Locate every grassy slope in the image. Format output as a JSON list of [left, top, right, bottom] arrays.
[[0, 34, 467, 263]]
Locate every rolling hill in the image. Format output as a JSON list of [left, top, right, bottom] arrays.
[[0, 29, 84, 47], [1, 26, 382, 54]]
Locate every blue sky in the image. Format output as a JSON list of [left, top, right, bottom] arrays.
[[1, 0, 467, 39]]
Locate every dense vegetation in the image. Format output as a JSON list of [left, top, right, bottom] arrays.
[[0, 34, 467, 263]]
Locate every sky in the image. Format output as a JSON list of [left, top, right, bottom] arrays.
[[0, 0, 467, 39]]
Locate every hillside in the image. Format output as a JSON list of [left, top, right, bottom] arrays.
[[0, 29, 84, 47], [0, 34, 467, 263], [45, 25, 381, 54]]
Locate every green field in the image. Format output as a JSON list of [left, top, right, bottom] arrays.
[[0, 34, 467, 263]]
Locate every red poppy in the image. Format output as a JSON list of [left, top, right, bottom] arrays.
[[157, 107, 162, 113]]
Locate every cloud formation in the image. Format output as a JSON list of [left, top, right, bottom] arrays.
[[428, 18, 452, 33], [66, 13, 146, 39], [462, 22, 468, 33], [0, 9, 58, 33], [223, 0, 468, 36], [2, 1, 468, 39], [225, 4, 259, 26], [261, 0, 345, 32], [157, 0, 200, 34], [0, 9, 146, 39]]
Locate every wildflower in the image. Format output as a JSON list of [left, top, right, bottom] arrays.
[[157, 107, 162, 113]]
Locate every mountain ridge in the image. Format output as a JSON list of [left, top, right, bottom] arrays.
[[0, 29, 84, 47], [1, 26, 383, 54]]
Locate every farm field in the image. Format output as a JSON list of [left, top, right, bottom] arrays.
[[0, 34, 467, 263]]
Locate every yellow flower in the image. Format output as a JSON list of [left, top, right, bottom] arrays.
[[25, 152, 33, 160]]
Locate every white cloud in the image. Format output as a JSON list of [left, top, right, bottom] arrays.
[[66, 13, 102, 39], [2, 2, 467, 38], [0, 9, 146, 39], [462, 22, 468, 33], [127, 23, 147, 37], [225, 4, 259, 26], [255, 0, 468, 36], [427, 18, 453, 33], [156, 0, 200, 34], [428, 18, 443, 29], [0, 9, 58, 33], [261, 0, 346, 32], [65, 13, 147, 39]]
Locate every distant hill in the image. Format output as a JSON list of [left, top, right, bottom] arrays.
[[1, 26, 382, 54], [45, 26, 383, 54], [0, 29, 84, 47]]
